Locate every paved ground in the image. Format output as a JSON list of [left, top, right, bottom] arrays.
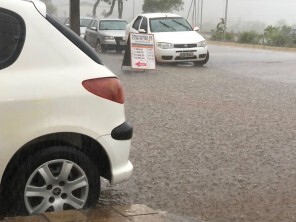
[[97, 44, 296, 222]]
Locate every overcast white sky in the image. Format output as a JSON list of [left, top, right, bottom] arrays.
[[52, 0, 296, 29], [133, 0, 296, 26]]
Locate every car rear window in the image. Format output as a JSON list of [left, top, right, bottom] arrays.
[[46, 14, 102, 65], [99, 20, 127, 30], [0, 8, 25, 70], [80, 18, 93, 27]]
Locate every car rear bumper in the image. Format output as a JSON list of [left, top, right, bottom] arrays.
[[155, 46, 208, 62], [111, 122, 133, 140], [97, 122, 133, 184], [102, 38, 126, 50]]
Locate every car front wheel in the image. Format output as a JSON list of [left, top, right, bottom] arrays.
[[3, 146, 100, 216], [194, 51, 209, 66], [95, 40, 106, 53]]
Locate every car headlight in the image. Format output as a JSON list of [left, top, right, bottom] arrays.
[[197, 40, 207, 47], [104, 36, 114, 40], [157, 42, 173, 49]]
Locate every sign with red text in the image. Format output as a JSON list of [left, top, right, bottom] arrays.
[[130, 33, 155, 70]]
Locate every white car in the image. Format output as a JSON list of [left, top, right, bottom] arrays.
[[0, 0, 133, 216], [64, 16, 95, 38], [126, 13, 209, 66]]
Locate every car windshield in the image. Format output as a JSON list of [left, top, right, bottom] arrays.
[[150, 17, 192, 32], [80, 18, 93, 27], [99, 20, 127, 30]]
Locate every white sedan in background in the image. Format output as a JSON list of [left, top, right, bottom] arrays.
[[126, 13, 209, 66]]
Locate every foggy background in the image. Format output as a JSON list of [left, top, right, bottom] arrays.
[[52, 0, 296, 33]]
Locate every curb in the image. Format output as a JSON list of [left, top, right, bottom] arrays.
[[0, 204, 204, 222], [207, 40, 296, 52]]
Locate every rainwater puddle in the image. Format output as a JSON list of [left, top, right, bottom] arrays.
[[97, 179, 132, 207]]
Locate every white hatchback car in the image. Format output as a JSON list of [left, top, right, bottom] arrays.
[[126, 13, 209, 66], [0, 0, 133, 216]]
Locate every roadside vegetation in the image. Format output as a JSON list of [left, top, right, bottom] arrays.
[[210, 19, 296, 48]]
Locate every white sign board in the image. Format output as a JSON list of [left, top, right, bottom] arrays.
[[130, 33, 155, 70]]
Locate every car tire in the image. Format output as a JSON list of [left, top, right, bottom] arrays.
[[116, 48, 122, 54], [95, 40, 106, 53], [2, 146, 100, 216], [194, 51, 209, 66], [155, 58, 163, 66]]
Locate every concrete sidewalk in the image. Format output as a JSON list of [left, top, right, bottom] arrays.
[[1, 204, 203, 222]]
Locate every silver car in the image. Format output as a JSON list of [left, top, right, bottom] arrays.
[[85, 19, 127, 53]]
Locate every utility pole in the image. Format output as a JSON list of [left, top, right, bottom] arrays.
[[197, 0, 200, 27], [69, 0, 80, 36], [133, 0, 135, 18], [192, 0, 195, 27], [224, 0, 228, 40], [200, 0, 203, 31]]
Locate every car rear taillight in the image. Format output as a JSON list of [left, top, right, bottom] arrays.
[[82, 77, 124, 104]]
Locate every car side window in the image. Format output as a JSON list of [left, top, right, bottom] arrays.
[[132, 16, 142, 30], [88, 20, 95, 28], [93, 20, 98, 29], [64, 18, 69, 25], [0, 8, 25, 70], [140, 17, 148, 32]]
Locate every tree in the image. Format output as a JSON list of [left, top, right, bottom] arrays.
[[216, 18, 225, 33], [92, 0, 125, 18], [92, 0, 101, 17], [142, 0, 184, 13], [70, 0, 80, 36], [264, 25, 293, 47], [104, 0, 116, 18], [41, 0, 57, 15], [117, 0, 124, 18], [211, 18, 226, 41], [264, 25, 277, 36]]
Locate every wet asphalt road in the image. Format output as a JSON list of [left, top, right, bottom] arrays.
[[98, 44, 296, 222]]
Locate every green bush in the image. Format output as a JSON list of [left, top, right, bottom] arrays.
[[210, 21, 296, 48], [264, 25, 295, 47], [211, 32, 224, 41], [269, 32, 288, 46], [225, 32, 235, 41], [238, 31, 260, 44], [211, 32, 235, 41]]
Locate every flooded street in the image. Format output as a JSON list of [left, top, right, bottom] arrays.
[[99, 44, 296, 222]]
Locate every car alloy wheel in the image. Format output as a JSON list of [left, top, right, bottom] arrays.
[[24, 159, 89, 214], [95, 41, 102, 53], [95, 40, 106, 53], [1, 146, 100, 216]]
